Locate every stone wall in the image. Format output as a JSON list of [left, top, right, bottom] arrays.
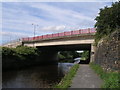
[[94, 30, 120, 72]]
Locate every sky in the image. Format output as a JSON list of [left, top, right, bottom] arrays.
[[0, 0, 117, 45]]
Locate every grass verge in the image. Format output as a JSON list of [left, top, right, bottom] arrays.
[[54, 64, 79, 88], [90, 62, 120, 88]]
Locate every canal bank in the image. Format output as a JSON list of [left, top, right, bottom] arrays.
[[54, 64, 79, 88]]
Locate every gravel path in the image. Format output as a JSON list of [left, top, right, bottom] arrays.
[[70, 64, 103, 88]]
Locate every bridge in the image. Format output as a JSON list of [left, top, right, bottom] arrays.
[[22, 28, 95, 46], [22, 28, 96, 64], [2, 39, 22, 48]]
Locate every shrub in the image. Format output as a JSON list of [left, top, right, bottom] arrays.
[[2, 46, 41, 70]]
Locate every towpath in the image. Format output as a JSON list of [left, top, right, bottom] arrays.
[[70, 64, 103, 88]]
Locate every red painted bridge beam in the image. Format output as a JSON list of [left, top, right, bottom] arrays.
[[22, 28, 96, 41]]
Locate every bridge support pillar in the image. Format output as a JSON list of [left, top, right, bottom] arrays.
[[90, 44, 96, 62]]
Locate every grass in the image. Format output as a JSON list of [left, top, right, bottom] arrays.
[[90, 62, 120, 88], [54, 64, 79, 88]]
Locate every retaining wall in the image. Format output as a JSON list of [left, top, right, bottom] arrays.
[[94, 30, 120, 72]]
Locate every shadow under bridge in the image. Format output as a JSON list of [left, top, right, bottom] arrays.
[[36, 44, 91, 64]]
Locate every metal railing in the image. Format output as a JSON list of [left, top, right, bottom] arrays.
[[22, 28, 96, 42]]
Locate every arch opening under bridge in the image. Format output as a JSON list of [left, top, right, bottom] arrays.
[[36, 44, 93, 64]]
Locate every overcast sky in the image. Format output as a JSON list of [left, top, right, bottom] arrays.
[[1, 0, 117, 44]]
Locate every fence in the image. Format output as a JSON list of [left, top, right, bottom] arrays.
[[22, 28, 96, 41]]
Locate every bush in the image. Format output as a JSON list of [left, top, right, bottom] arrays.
[[2, 47, 21, 69], [2, 47, 16, 56], [15, 46, 40, 61], [15, 46, 39, 56], [2, 46, 41, 70]]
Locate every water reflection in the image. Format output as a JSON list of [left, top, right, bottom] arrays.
[[2, 63, 74, 88]]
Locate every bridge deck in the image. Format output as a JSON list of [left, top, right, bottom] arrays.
[[22, 28, 96, 42]]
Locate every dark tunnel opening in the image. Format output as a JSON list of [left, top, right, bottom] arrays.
[[36, 44, 91, 64]]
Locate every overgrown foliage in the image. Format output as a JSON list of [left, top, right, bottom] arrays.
[[95, 1, 120, 44], [2, 47, 16, 56], [54, 64, 79, 88], [2, 46, 41, 70], [90, 62, 120, 88]]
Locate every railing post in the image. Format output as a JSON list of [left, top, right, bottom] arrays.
[[42, 35, 43, 39], [64, 32, 65, 36], [80, 29, 82, 34], [88, 28, 90, 33], [58, 33, 60, 37], [71, 31, 73, 35], [52, 34, 53, 38], [79, 30, 81, 34]]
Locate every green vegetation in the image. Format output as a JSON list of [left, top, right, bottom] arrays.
[[90, 62, 120, 88], [81, 50, 89, 60], [93, 1, 120, 88], [58, 51, 81, 63], [58, 50, 90, 63], [2, 46, 41, 70], [54, 64, 79, 88], [95, 1, 120, 44]]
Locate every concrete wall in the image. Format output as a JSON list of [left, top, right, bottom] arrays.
[[94, 30, 120, 72], [2, 41, 22, 48], [90, 44, 96, 62], [23, 35, 94, 47]]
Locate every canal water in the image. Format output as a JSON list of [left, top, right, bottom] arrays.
[[2, 63, 74, 88]]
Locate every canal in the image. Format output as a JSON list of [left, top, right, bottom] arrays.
[[2, 63, 74, 88]]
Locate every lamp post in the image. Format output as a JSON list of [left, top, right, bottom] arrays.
[[32, 23, 39, 47], [32, 23, 39, 38]]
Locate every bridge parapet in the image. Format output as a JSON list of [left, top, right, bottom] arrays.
[[2, 40, 22, 48], [22, 28, 96, 42]]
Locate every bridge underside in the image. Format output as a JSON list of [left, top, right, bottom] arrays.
[[36, 44, 91, 51], [36, 44, 91, 64]]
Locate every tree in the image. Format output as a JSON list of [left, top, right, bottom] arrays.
[[95, 1, 120, 43]]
